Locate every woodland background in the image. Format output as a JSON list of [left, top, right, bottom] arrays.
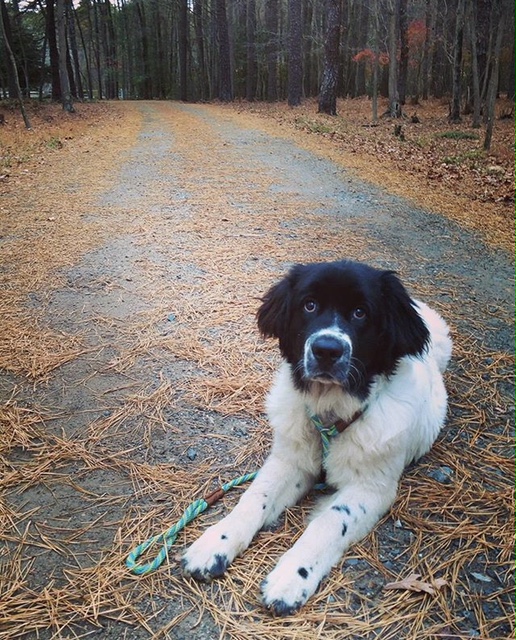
[[1, 0, 515, 139]]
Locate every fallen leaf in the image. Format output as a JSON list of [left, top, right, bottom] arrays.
[[470, 571, 492, 583], [384, 573, 448, 595]]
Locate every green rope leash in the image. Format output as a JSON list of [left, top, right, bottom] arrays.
[[126, 471, 257, 575], [126, 412, 349, 576], [309, 414, 340, 460]]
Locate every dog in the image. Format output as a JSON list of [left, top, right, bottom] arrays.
[[182, 259, 452, 616]]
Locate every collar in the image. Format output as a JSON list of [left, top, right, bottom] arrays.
[[309, 409, 364, 436]]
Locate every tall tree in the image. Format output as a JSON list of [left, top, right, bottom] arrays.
[[193, 0, 210, 100], [387, 0, 401, 116], [466, 0, 481, 127], [0, 0, 17, 98], [0, 0, 31, 127], [287, 0, 302, 106], [56, 0, 74, 111], [354, 0, 369, 97], [67, 0, 83, 100], [483, 0, 505, 150], [507, 40, 515, 100], [179, 0, 188, 101], [371, 0, 381, 121], [421, 0, 436, 100], [216, 0, 232, 101], [397, 0, 409, 103], [45, 0, 62, 101], [318, 0, 341, 115], [449, 0, 466, 122], [265, 0, 278, 101], [135, 0, 151, 98], [246, 0, 257, 101]]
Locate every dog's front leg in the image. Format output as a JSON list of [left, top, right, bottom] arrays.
[[182, 448, 318, 582], [261, 484, 397, 615]]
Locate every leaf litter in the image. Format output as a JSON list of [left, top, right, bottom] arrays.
[[0, 99, 514, 639]]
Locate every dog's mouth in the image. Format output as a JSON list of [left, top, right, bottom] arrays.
[[304, 367, 350, 386]]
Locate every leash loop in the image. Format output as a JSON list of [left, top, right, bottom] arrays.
[[126, 471, 257, 575]]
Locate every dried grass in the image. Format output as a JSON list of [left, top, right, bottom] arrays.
[[0, 101, 513, 639]]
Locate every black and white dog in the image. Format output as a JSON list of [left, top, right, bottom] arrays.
[[182, 260, 452, 615]]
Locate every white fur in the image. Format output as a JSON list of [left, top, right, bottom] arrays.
[[182, 300, 452, 615]]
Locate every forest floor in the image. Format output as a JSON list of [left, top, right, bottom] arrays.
[[0, 98, 514, 640]]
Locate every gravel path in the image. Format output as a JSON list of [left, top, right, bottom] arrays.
[[1, 101, 513, 640]]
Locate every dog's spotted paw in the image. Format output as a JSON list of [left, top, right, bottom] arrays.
[[182, 526, 235, 581], [261, 556, 322, 616]]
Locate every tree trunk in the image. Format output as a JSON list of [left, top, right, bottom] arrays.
[[371, 0, 380, 122], [507, 13, 516, 100], [466, 0, 481, 128], [45, 0, 62, 101], [449, 0, 465, 122], [422, 0, 437, 100], [265, 0, 278, 101], [397, 0, 408, 104], [0, 0, 17, 98], [483, 0, 504, 151], [135, 0, 151, 98], [507, 40, 515, 100], [318, 0, 341, 115], [287, 0, 302, 106], [67, 0, 83, 100], [387, 0, 400, 116], [246, 0, 257, 101], [476, 0, 491, 102], [92, 0, 103, 99], [179, 0, 188, 101], [216, 0, 232, 101], [193, 0, 210, 100], [0, 0, 31, 128], [354, 0, 368, 97], [56, 0, 74, 111], [104, 0, 118, 99], [75, 0, 93, 99]]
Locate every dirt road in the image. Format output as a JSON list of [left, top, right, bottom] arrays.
[[0, 101, 513, 639]]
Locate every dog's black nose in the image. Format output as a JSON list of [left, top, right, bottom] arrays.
[[311, 335, 346, 363]]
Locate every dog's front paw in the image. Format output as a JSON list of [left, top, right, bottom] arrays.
[[182, 524, 237, 582], [261, 555, 323, 616]]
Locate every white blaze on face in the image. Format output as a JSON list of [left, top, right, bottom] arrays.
[[303, 327, 353, 383]]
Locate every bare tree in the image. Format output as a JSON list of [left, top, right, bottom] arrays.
[[483, 0, 505, 151], [466, 0, 481, 127], [265, 0, 278, 101], [179, 0, 188, 101], [449, 0, 465, 122], [387, 0, 401, 117], [287, 0, 302, 107], [216, 0, 232, 101], [397, 0, 409, 104], [422, 0, 437, 100], [318, 0, 341, 115], [371, 0, 381, 122], [0, 0, 31, 128], [246, 0, 257, 101], [56, 0, 74, 111]]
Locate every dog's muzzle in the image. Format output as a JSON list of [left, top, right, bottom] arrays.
[[303, 330, 352, 384]]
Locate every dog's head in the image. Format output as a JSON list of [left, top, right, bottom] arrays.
[[257, 260, 429, 397]]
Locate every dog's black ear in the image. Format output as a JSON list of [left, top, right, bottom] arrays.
[[256, 275, 293, 339], [380, 271, 429, 363]]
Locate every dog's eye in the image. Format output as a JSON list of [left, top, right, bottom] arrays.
[[304, 300, 318, 313], [352, 307, 367, 320]]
